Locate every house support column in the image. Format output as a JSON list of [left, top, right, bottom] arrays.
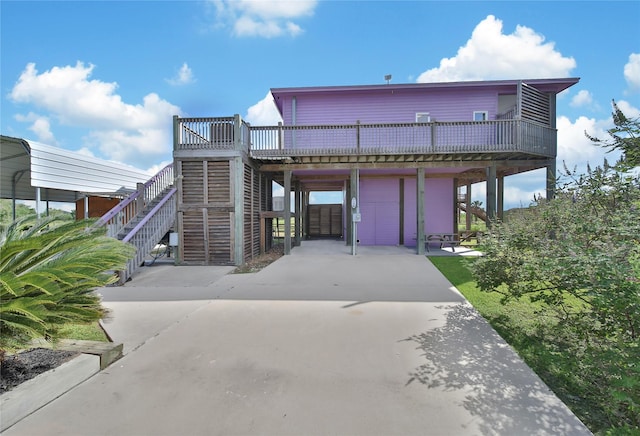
[[233, 156, 244, 266], [416, 167, 425, 255], [284, 170, 292, 255], [294, 181, 301, 247], [497, 174, 504, 222], [303, 190, 310, 240], [546, 160, 556, 201], [350, 168, 359, 255], [465, 182, 472, 231], [453, 178, 459, 235], [486, 164, 497, 228]]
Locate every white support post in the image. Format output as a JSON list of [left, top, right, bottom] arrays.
[[36, 187, 41, 219]]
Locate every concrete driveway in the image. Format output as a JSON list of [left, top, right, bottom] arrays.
[[4, 241, 591, 435]]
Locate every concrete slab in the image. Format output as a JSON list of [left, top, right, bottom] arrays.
[[0, 354, 100, 432], [3, 240, 591, 435], [97, 265, 235, 354]]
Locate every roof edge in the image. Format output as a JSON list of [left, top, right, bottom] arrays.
[[271, 77, 580, 95]]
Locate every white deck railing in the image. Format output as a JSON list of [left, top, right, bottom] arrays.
[[174, 117, 556, 158], [249, 120, 556, 158]]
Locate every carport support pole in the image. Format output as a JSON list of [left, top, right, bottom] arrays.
[[416, 168, 425, 255], [35, 187, 41, 219], [284, 170, 292, 255]]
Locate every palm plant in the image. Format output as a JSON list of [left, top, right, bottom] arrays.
[[0, 215, 135, 354]]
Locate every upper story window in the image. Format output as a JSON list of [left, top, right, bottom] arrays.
[[416, 112, 431, 123], [473, 111, 488, 121]]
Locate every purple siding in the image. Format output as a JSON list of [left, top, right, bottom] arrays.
[[403, 177, 455, 247], [272, 78, 578, 125], [358, 178, 400, 245], [355, 176, 454, 246], [403, 179, 417, 246], [280, 88, 500, 126], [425, 178, 454, 234]]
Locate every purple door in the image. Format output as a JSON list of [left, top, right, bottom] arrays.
[[358, 178, 400, 245]]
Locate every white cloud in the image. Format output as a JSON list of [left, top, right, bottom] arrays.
[[417, 15, 576, 82], [245, 92, 282, 125], [211, 0, 316, 38], [166, 63, 195, 86], [624, 53, 640, 92], [570, 90, 593, 108], [146, 160, 174, 177], [14, 112, 57, 145], [557, 115, 613, 170], [9, 62, 182, 169], [616, 99, 640, 119]]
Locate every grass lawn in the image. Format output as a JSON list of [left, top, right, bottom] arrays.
[[428, 256, 622, 435], [56, 322, 109, 343]]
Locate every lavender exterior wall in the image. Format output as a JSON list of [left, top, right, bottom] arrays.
[[403, 177, 454, 247], [279, 87, 507, 126], [357, 176, 454, 246]]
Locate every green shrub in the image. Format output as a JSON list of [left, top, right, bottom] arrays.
[[0, 215, 135, 354]]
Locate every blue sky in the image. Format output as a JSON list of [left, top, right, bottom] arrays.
[[2, 0, 639, 209]]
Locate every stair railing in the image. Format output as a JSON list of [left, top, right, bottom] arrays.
[[118, 187, 177, 284], [96, 163, 174, 238]]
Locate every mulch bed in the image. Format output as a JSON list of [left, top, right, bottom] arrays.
[[232, 244, 284, 274], [0, 348, 80, 394]]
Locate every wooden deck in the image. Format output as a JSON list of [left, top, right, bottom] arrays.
[[174, 117, 557, 162]]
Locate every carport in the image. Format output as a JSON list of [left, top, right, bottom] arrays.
[[0, 135, 150, 218]]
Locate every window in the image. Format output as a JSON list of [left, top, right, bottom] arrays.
[[473, 111, 488, 121], [416, 112, 431, 123]]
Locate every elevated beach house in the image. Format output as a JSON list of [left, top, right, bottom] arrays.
[[173, 77, 579, 265]]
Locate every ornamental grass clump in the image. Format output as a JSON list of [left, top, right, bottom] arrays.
[[0, 215, 135, 356]]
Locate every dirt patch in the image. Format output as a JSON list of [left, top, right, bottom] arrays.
[[0, 348, 80, 394], [232, 244, 284, 274]]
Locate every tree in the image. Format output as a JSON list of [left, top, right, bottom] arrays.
[[472, 105, 640, 430], [0, 215, 135, 354], [586, 100, 640, 169]]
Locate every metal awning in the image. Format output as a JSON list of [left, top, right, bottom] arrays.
[[1, 135, 151, 204]]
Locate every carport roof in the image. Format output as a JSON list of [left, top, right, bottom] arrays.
[[1, 135, 151, 203]]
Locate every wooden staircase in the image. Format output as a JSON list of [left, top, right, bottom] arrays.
[[96, 163, 176, 284]]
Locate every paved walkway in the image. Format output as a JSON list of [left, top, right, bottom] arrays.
[[4, 241, 591, 435]]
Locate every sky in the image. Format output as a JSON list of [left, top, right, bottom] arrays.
[[1, 0, 639, 210]]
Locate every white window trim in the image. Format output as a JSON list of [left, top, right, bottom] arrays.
[[473, 111, 488, 121], [416, 112, 431, 123]]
